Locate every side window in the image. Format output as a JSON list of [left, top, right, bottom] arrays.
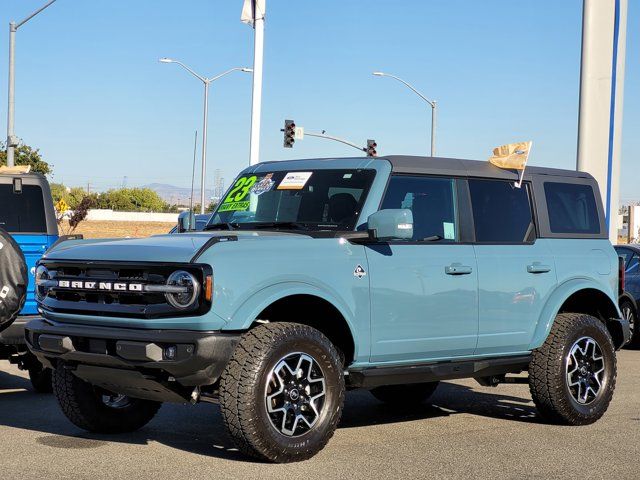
[[628, 254, 640, 275], [544, 182, 600, 234], [380, 176, 457, 242], [617, 248, 633, 268], [468, 179, 534, 243]]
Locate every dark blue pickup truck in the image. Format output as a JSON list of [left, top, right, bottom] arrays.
[[0, 168, 58, 391]]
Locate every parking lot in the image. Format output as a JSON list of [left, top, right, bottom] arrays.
[[0, 349, 636, 480]]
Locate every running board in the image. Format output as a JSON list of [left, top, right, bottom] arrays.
[[347, 355, 531, 389]]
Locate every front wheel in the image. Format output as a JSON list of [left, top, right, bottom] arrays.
[[529, 313, 617, 425], [52, 365, 161, 433], [28, 364, 52, 394], [219, 323, 345, 463]]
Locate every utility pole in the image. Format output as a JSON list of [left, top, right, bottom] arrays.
[[242, 0, 266, 166], [6, 0, 58, 167]]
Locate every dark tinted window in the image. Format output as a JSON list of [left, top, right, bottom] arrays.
[[628, 254, 640, 275], [469, 179, 533, 243], [616, 247, 634, 268], [381, 176, 457, 242], [544, 182, 600, 234], [0, 184, 47, 233]]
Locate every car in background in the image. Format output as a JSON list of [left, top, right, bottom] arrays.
[[614, 244, 640, 347], [0, 167, 59, 391], [169, 212, 212, 234]]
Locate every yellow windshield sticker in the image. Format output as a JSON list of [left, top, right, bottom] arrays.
[[219, 175, 257, 212]]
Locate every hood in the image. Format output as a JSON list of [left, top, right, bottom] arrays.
[[43, 231, 305, 264]]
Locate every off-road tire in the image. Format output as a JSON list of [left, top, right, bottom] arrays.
[[28, 364, 53, 394], [219, 323, 345, 463], [529, 313, 617, 425], [620, 298, 639, 348], [52, 365, 161, 433], [370, 382, 439, 405]]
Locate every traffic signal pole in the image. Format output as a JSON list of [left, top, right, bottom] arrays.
[[303, 131, 369, 154]]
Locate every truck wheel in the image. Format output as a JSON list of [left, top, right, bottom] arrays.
[[529, 313, 617, 425], [370, 382, 439, 405], [219, 323, 345, 463], [28, 364, 53, 394], [52, 365, 161, 433], [620, 299, 638, 348]]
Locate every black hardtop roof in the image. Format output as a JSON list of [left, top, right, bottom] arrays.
[[257, 155, 593, 182], [384, 155, 594, 181]]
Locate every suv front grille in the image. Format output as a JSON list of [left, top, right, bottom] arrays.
[[38, 260, 212, 319]]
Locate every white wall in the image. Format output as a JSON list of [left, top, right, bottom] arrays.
[[84, 209, 178, 223]]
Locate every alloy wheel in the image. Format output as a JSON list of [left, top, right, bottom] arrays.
[[565, 336, 605, 405], [265, 352, 326, 437], [622, 304, 635, 339]]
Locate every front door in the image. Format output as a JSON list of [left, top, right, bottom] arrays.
[[367, 175, 478, 364]]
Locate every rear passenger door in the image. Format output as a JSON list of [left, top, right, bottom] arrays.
[[366, 175, 478, 363], [469, 179, 558, 355]]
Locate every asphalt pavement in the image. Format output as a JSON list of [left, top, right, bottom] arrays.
[[1, 350, 638, 480]]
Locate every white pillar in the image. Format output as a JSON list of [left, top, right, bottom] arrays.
[[577, 0, 628, 241], [248, 1, 265, 166]]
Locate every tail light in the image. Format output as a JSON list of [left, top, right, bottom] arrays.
[[619, 256, 626, 295]]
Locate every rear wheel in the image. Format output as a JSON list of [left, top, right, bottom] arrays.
[[370, 382, 439, 406], [620, 299, 639, 347], [219, 323, 345, 463], [529, 313, 617, 425], [52, 365, 161, 433]]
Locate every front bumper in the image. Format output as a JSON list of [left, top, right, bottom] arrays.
[[25, 318, 240, 403]]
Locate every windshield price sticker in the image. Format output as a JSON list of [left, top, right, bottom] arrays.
[[277, 172, 313, 190], [219, 175, 258, 212]]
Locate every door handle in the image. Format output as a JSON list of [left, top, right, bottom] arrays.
[[527, 263, 552, 274], [445, 264, 473, 275]]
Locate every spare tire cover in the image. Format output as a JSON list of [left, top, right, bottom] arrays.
[[0, 227, 28, 332]]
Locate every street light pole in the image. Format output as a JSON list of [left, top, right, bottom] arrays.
[[159, 58, 252, 214], [201, 81, 209, 214], [6, 0, 57, 167], [372, 71, 437, 157]]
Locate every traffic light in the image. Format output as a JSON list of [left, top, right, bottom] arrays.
[[283, 120, 296, 148], [366, 139, 377, 157]]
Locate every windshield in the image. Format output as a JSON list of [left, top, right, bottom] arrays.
[[208, 169, 376, 231], [0, 184, 47, 233]]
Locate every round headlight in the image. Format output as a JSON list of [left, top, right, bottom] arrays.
[[35, 265, 50, 300], [165, 270, 200, 309]]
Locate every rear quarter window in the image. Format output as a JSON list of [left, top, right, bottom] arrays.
[[0, 184, 48, 233], [544, 182, 600, 234]]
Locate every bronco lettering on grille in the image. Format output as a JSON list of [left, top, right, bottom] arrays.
[[57, 280, 144, 292]]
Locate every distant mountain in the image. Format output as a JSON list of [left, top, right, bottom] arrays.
[[143, 183, 216, 206]]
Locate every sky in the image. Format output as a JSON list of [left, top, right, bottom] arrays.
[[0, 0, 638, 202]]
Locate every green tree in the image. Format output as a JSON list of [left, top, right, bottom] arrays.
[[96, 187, 169, 212], [49, 183, 68, 204], [0, 142, 51, 175]]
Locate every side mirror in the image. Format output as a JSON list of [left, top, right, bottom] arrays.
[[368, 209, 414, 240], [178, 211, 196, 233]]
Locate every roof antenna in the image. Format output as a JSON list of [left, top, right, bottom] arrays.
[[488, 141, 533, 188]]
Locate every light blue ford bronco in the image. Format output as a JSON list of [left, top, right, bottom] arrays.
[[26, 156, 629, 462]]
